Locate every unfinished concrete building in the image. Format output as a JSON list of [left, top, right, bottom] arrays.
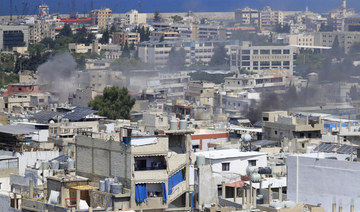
[[75, 129, 195, 211], [262, 111, 323, 152]]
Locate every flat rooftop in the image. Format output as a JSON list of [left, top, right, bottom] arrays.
[[195, 149, 267, 160]]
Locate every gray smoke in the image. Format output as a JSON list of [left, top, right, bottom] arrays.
[[37, 52, 77, 102]]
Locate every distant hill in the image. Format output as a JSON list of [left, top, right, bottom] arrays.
[[0, 0, 359, 16]]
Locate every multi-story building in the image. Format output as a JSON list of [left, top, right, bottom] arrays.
[[112, 32, 140, 47], [125, 9, 147, 25], [195, 24, 226, 40], [0, 25, 29, 50], [75, 129, 195, 211], [28, 20, 55, 44], [260, 7, 284, 30], [90, 8, 112, 30], [235, 7, 260, 27], [314, 31, 360, 53], [138, 42, 175, 68], [150, 31, 179, 42], [345, 15, 360, 32], [230, 42, 294, 72], [186, 81, 215, 107]]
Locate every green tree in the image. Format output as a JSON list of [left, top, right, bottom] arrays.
[[99, 29, 110, 44], [167, 47, 186, 71], [59, 23, 73, 37], [159, 35, 165, 42], [121, 41, 131, 58], [209, 44, 228, 66], [331, 35, 343, 58], [171, 15, 183, 23], [153, 11, 162, 22], [88, 86, 136, 120], [73, 26, 88, 44]]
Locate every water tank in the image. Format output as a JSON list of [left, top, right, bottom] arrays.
[[258, 167, 272, 175], [306, 146, 315, 154], [256, 195, 264, 204], [59, 162, 67, 170], [269, 200, 285, 209], [179, 120, 187, 130], [196, 155, 206, 166], [99, 180, 105, 192], [246, 166, 258, 176], [40, 162, 49, 170], [241, 134, 252, 142], [67, 158, 75, 169], [50, 160, 59, 170], [170, 119, 179, 130], [284, 201, 297, 208], [251, 173, 261, 182], [110, 182, 123, 194], [105, 178, 115, 193]]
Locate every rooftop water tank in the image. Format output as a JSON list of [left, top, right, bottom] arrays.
[[284, 201, 297, 208], [179, 120, 187, 130], [67, 158, 75, 169], [246, 166, 258, 176], [251, 173, 261, 182], [99, 180, 105, 192], [105, 178, 115, 193], [59, 162, 67, 170], [110, 182, 123, 194], [270, 200, 285, 209], [196, 155, 206, 166], [50, 160, 59, 170], [170, 119, 179, 130]]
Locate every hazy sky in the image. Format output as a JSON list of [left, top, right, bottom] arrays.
[[0, 0, 359, 16]]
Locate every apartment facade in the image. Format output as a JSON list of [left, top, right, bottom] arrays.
[[235, 7, 260, 27], [260, 7, 284, 29], [0, 25, 29, 50], [112, 32, 140, 46], [28, 20, 55, 44], [230, 42, 294, 72], [125, 9, 146, 25], [75, 129, 195, 211], [90, 8, 112, 30], [314, 31, 360, 53]]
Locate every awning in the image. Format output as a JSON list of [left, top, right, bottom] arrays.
[[71, 185, 97, 190], [219, 180, 245, 188], [134, 153, 167, 157]]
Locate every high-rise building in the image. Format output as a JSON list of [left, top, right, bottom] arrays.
[[260, 6, 284, 29], [0, 25, 29, 50], [90, 8, 112, 30], [235, 7, 260, 27]]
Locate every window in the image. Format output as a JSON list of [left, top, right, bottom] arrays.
[[222, 163, 230, 171], [283, 49, 290, 54], [253, 50, 259, 54], [272, 49, 282, 54], [248, 160, 257, 166], [260, 49, 270, 54], [242, 50, 250, 54]]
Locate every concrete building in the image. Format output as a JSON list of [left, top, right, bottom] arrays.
[[287, 153, 360, 212], [195, 24, 226, 40], [314, 31, 360, 53], [186, 81, 215, 107], [112, 32, 140, 47], [75, 129, 195, 211], [235, 7, 260, 27], [230, 42, 294, 72], [68, 87, 97, 107], [28, 20, 55, 44], [125, 9, 147, 25], [142, 112, 169, 134], [260, 7, 284, 30], [262, 111, 323, 152], [224, 69, 293, 91], [90, 8, 112, 30], [150, 31, 179, 42], [345, 15, 360, 32], [0, 25, 29, 50], [138, 42, 175, 68]]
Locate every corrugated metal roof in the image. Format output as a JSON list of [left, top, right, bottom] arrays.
[[0, 124, 37, 135], [31, 111, 63, 123], [62, 106, 97, 121]]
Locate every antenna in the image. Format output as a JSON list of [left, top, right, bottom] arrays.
[[10, 0, 13, 21]]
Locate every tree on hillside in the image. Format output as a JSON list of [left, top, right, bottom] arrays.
[[331, 35, 343, 58], [209, 44, 228, 66], [121, 41, 131, 58], [167, 47, 186, 71], [153, 11, 162, 22], [171, 15, 183, 23], [88, 86, 136, 120]]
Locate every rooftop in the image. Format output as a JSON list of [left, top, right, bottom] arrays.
[[195, 149, 267, 160]]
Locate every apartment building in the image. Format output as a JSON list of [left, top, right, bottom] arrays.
[[112, 32, 140, 46], [0, 25, 29, 50], [186, 81, 215, 107], [314, 31, 360, 53], [195, 24, 226, 40], [260, 7, 284, 29], [150, 31, 179, 42], [235, 7, 260, 27], [125, 9, 147, 25], [138, 42, 175, 68], [90, 8, 112, 30], [230, 42, 294, 72], [28, 20, 55, 44], [75, 129, 195, 211]]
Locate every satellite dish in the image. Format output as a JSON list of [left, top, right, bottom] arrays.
[[241, 134, 252, 142]]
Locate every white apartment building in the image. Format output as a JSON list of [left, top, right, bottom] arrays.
[[230, 42, 294, 72], [125, 10, 146, 25], [28, 20, 55, 44], [235, 7, 260, 27], [260, 7, 284, 29]]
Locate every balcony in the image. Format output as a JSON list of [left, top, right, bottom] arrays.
[[168, 180, 187, 203], [133, 170, 168, 182]]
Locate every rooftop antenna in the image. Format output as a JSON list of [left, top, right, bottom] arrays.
[[10, 0, 13, 21]]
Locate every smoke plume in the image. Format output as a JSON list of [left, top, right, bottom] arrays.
[[37, 52, 77, 102]]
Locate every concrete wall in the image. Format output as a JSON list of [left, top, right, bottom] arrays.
[[287, 154, 360, 212], [198, 165, 218, 207]]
